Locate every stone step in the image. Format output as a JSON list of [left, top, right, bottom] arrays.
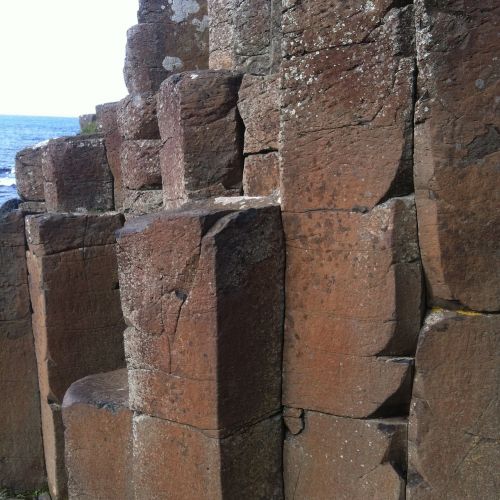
[[62, 369, 132, 500]]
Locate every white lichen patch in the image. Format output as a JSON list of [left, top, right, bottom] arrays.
[[163, 56, 184, 72], [191, 15, 209, 33], [169, 0, 200, 23]]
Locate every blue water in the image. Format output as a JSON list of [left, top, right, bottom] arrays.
[[0, 115, 80, 205]]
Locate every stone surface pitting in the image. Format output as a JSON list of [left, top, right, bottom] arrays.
[[15, 142, 48, 202], [120, 139, 162, 190]]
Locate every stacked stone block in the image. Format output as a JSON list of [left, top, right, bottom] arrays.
[[26, 213, 126, 499], [157, 70, 244, 208], [0, 209, 45, 491], [279, 2, 422, 497], [116, 197, 285, 498]]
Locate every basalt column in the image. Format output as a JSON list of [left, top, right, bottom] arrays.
[[280, 2, 423, 497], [26, 213, 126, 499], [0, 208, 45, 491], [116, 197, 285, 499], [408, 2, 500, 498]]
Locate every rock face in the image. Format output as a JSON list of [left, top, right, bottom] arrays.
[[124, 0, 209, 94], [280, 2, 415, 212], [407, 310, 500, 499], [26, 213, 126, 499], [0, 210, 45, 491], [116, 198, 284, 432], [15, 142, 48, 201], [63, 369, 132, 500], [78, 114, 97, 132], [283, 196, 422, 417], [117, 92, 160, 140], [157, 70, 244, 208], [42, 136, 114, 212], [413, 0, 500, 311], [284, 410, 407, 500], [243, 152, 280, 197], [133, 413, 283, 500], [208, 0, 281, 75], [120, 139, 162, 190], [96, 102, 124, 208]]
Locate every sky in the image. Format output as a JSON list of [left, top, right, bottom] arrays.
[[0, 0, 138, 118]]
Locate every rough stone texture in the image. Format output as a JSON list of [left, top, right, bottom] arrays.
[[243, 152, 280, 197], [238, 73, 279, 154], [413, 1, 500, 311], [15, 142, 48, 201], [26, 213, 125, 499], [124, 3, 209, 95], [62, 369, 132, 500], [42, 136, 114, 212], [0, 209, 45, 491], [117, 92, 159, 140], [18, 201, 46, 214], [122, 189, 163, 217], [281, 2, 415, 212], [96, 102, 124, 208], [407, 310, 500, 499], [120, 140, 162, 190], [208, 0, 281, 75], [157, 71, 244, 207], [285, 410, 407, 500], [283, 196, 422, 417], [117, 197, 284, 432], [133, 414, 283, 500]]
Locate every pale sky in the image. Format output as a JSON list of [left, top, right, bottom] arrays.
[[0, 0, 138, 117]]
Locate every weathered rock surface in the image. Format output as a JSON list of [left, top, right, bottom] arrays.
[[208, 0, 281, 74], [243, 152, 280, 197], [0, 209, 45, 491], [238, 73, 279, 154], [42, 136, 114, 212], [78, 114, 96, 132], [285, 410, 407, 500], [122, 189, 163, 217], [133, 414, 283, 500], [413, 0, 500, 311], [117, 92, 159, 140], [407, 310, 500, 499], [15, 142, 48, 201], [26, 212, 125, 498], [120, 140, 162, 190], [96, 102, 124, 208], [157, 71, 243, 208], [63, 369, 132, 500], [281, 3, 415, 211], [117, 197, 284, 432], [124, 3, 209, 95], [283, 196, 421, 417]]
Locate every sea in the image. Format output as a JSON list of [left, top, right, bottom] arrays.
[[0, 115, 80, 206]]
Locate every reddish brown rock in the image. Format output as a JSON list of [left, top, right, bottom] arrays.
[[280, 3, 415, 211], [124, 8, 209, 95], [26, 212, 125, 498], [96, 102, 124, 208], [117, 197, 284, 432], [243, 152, 280, 196], [15, 142, 48, 202], [208, 0, 281, 75], [42, 136, 114, 212], [0, 209, 45, 491], [157, 71, 243, 207], [284, 410, 407, 500], [238, 73, 279, 154], [283, 196, 421, 417], [407, 310, 500, 499], [122, 189, 163, 216], [62, 369, 132, 500], [120, 140, 162, 190], [117, 92, 159, 140], [413, 1, 500, 311], [133, 414, 283, 499]]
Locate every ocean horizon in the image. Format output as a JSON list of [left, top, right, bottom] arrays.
[[0, 114, 80, 205]]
